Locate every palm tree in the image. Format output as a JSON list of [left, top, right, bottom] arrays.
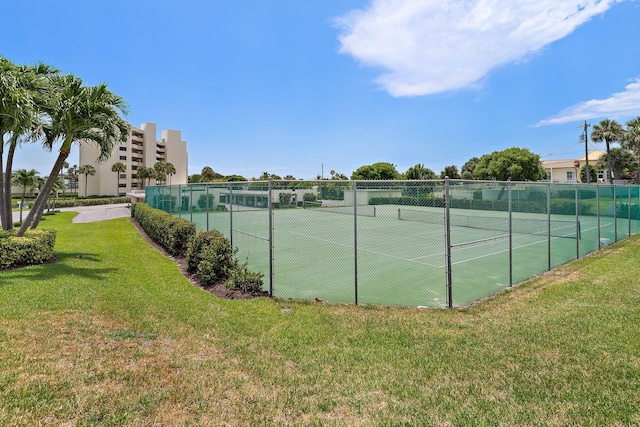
[[60, 161, 69, 196], [165, 162, 176, 185], [66, 164, 78, 195], [201, 166, 216, 182], [11, 168, 38, 224], [111, 161, 126, 196], [591, 119, 624, 183], [0, 58, 57, 230], [46, 175, 66, 212], [622, 116, 640, 184], [17, 75, 129, 236], [31, 175, 45, 199], [136, 165, 155, 189], [596, 148, 636, 182], [440, 165, 461, 179], [405, 163, 436, 180], [78, 164, 96, 197], [153, 161, 168, 184]]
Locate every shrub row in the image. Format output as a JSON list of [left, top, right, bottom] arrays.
[[0, 229, 57, 269], [52, 197, 131, 208], [132, 203, 264, 293], [370, 196, 598, 216], [131, 202, 196, 256], [369, 197, 445, 207], [610, 203, 640, 219]]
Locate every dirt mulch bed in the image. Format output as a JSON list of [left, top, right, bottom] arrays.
[[130, 218, 270, 300]]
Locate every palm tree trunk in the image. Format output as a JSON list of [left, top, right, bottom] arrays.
[[19, 190, 27, 224], [606, 140, 613, 183], [17, 151, 69, 236], [0, 153, 6, 231], [3, 139, 19, 231]]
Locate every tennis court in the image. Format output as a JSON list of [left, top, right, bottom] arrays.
[[149, 180, 640, 307]]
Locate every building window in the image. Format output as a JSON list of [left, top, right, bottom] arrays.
[[119, 174, 126, 179], [566, 171, 575, 181], [119, 183, 126, 188], [119, 146, 127, 151], [119, 156, 126, 161]]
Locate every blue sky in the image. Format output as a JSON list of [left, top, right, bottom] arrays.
[[3, 0, 640, 179]]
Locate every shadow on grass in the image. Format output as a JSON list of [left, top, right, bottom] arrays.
[[2, 251, 119, 283], [56, 252, 102, 263]]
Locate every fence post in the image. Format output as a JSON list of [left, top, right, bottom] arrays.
[[162, 185, 171, 213], [206, 184, 210, 231], [167, 185, 171, 214], [547, 183, 551, 271], [575, 185, 579, 259], [353, 181, 359, 305], [445, 177, 452, 308], [177, 185, 181, 219], [189, 185, 193, 223], [597, 185, 601, 248], [229, 184, 234, 247], [508, 181, 513, 287], [629, 187, 632, 237], [268, 178, 274, 297], [613, 185, 618, 242]]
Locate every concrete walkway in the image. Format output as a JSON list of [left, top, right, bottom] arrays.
[[11, 203, 131, 224]]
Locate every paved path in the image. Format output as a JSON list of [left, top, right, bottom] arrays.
[[11, 203, 131, 224]]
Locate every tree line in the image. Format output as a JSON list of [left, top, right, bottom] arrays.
[[189, 147, 546, 183], [190, 117, 640, 185]]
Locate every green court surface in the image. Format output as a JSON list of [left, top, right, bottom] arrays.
[[176, 204, 638, 307]]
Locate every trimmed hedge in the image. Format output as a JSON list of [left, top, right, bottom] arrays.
[[369, 197, 444, 207], [52, 197, 131, 208], [370, 195, 597, 216], [131, 203, 196, 256], [0, 229, 57, 269]]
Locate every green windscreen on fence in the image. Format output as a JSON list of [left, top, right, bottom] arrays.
[[146, 179, 640, 307]]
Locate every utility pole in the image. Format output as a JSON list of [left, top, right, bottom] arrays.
[[583, 120, 591, 184]]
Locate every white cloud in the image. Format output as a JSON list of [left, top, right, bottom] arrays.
[[336, 0, 624, 97], [536, 79, 640, 126]]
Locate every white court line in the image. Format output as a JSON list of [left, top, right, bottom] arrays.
[[284, 230, 443, 268], [239, 210, 603, 270], [443, 233, 570, 268]]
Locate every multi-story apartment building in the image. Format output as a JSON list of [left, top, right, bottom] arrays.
[[78, 122, 188, 197]]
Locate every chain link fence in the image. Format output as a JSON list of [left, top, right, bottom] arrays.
[[145, 179, 640, 307]]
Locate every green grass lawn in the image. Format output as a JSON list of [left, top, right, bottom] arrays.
[[1, 213, 640, 425]]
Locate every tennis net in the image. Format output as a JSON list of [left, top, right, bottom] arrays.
[[398, 208, 580, 239], [302, 201, 377, 217]]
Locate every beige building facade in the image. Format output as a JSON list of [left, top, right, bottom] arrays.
[[79, 122, 188, 197], [541, 150, 607, 184]]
